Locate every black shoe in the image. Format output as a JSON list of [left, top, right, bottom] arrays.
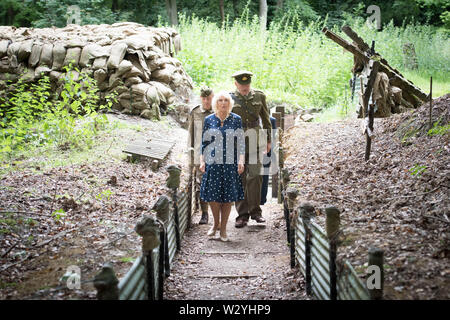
[[253, 216, 266, 223], [235, 219, 248, 228], [199, 212, 208, 225]]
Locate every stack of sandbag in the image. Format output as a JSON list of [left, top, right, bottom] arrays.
[[0, 22, 191, 120]]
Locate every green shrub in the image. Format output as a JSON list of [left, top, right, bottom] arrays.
[[177, 13, 449, 113], [0, 65, 116, 162]]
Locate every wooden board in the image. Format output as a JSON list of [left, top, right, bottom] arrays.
[[122, 138, 175, 161]]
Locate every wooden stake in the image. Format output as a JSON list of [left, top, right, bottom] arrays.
[[429, 76, 433, 130]]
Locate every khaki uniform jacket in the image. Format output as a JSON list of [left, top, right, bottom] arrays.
[[187, 104, 213, 166], [231, 89, 271, 160]]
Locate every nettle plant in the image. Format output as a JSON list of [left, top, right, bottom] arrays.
[[0, 64, 117, 160]]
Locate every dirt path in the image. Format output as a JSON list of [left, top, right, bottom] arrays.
[[163, 193, 308, 300]]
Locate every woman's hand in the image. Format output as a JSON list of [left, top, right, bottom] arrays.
[[238, 163, 244, 175], [199, 160, 206, 173]]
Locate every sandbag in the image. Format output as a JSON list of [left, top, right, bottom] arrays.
[[7, 42, 21, 59], [52, 43, 67, 70], [39, 43, 53, 67], [93, 56, 107, 70], [146, 85, 160, 108], [63, 47, 81, 67], [49, 70, 63, 82], [115, 86, 128, 95], [127, 49, 151, 81], [18, 40, 33, 61], [151, 64, 176, 84], [94, 68, 107, 85], [130, 83, 151, 96], [124, 65, 143, 78], [35, 66, 51, 78], [391, 86, 402, 105], [149, 81, 173, 104], [107, 42, 127, 70], [124, 76, 142, 87], [20, 67, 35, 82], [80, 43, 109, 67], [28, 43, 43, 67], [116, 60, 133, 76], [125, 35, 149, 50], [109, 73, 122, 88], [0, 40, 11, 57]]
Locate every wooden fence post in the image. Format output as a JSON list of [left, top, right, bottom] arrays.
[[275, 106, 285, 130], [368, 247, 384, 300], [146, 251, 155, 300], [94, 263, 119, 300], [286, 187, 299, 268], [187, 169, 193, 229], [158, 227, 165, 300], [300, 203, 315, 296], [325, 206, 340, 300], [166, 165, 181, 250], [272, 112, 281, 199], [134, 215, 161, 300], [152, 195, 171, 278]]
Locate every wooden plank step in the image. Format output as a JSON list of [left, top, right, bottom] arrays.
[[122, 141, 174, 161]]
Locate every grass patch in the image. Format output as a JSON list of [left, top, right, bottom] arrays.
[[177, 13, 449, 122]]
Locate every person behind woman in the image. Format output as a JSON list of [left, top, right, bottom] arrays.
[[199, 91, 245, 242]]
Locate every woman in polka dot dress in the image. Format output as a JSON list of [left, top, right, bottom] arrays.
[[199, 91, 245, 242]]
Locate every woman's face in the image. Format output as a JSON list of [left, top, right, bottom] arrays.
[[216, 96, 230, 114]]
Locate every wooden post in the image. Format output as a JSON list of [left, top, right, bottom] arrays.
[[173, 191, 181, 251], [322, 27, 427, 102], [158, 228, 165, 300], [94, 263, 119, 300], [362, 60, 380, 161], [286, 187, 299, 268], [166, 165, 181, 250], [275, 106, 285, 130], [300, 203, 315, 296], [187, 168, 193, 229], [283, 194, 290, 243], [368, 247, 384, 300], [325, 206, 340, 301], [164, 231, 170, 277], [271, 112, 281, 199], [146, 251, 155, 300], [429, 77, 433, 130]]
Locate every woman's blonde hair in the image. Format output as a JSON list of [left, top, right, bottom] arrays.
[[212, 91, 234, 117]]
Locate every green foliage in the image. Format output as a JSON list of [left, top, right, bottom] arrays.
[[96, 189, 113, 201], [51, 208, 66, 222], [409, 164, 428, 176], [177, 12, 449, 113], [0, 64, 116, 162], [427, 119, 450, 136]]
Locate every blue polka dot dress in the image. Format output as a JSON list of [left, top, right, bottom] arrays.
[[200, 113, 245, 203]]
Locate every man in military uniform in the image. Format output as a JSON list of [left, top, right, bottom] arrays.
[[230, 71, 272, 228], [187, 86, 214, 224]]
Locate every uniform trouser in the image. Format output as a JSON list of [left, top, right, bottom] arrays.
[[235, 163, 263, 221], [193, 165, 209, 214]]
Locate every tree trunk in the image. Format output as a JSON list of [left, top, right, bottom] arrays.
[[276, 0, 283, 10], [259, 0, 268, 30], [232, 0, 239, 19], [219, 0, 225, 23], [7, 6, 15, 25], [112, 0, 119, 12], [165, 0, 178, 26]]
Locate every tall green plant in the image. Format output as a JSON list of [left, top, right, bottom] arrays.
[[0, 65, 116, 161]]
